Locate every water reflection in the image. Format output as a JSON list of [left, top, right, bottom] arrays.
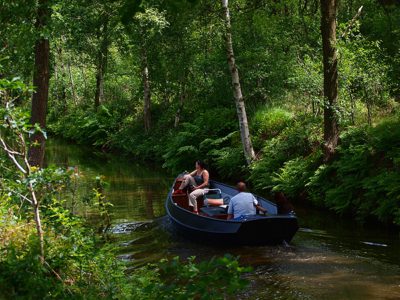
[[45, 139, 400, 300]]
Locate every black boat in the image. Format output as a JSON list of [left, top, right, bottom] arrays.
[[166, 176, 299, 245]]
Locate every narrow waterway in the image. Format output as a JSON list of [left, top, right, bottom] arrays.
[[45, 139, 400, 300]]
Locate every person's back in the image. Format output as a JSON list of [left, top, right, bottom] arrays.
[[227, 181, 267, 220], [228, 192, 257, 219]]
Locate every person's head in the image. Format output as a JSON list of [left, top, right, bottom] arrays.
[[195, 160, 207, 170], [236, 181, 247, 192]]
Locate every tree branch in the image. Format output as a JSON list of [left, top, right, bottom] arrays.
[[340, 6, 363, 39], [0, 136, 27, 174]]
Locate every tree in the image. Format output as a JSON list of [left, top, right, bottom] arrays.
[[125, 7, 168, 133], [320, 0, 339, 161], [0, 80, 45, 262], [29, 0, 51, 167], [94, 15, 109, 109], [221, 0, 255, 165]]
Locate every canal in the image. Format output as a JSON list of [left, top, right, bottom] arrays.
[[45, 139, 400, 300]]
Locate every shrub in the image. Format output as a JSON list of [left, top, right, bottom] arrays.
[[130, 255, 250, 300], [308, 116, 400, 224], [272, 150, 322, 199], [250, 115, 322, 191]]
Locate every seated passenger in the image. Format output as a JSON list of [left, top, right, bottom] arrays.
[[175, 160, 209, 214], [227, 182, 267, 220], [275, 191, 294, 214]]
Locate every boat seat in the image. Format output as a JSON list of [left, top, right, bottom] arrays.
[[200, 189, 230, 219], [200, 206, 228, 217], [203, 189, 223, 206], [172, 193, 189, 209]]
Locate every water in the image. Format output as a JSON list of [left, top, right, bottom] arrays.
[[45, 139, 400, 300]]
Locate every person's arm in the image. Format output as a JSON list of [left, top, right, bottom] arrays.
[[253, 195, 267, 214], [255, 204, 267, 214], [189, 170, 197, 176], [227, 214, 234, 220], [193, 170, 209, 189]]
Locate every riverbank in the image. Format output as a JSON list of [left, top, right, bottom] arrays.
[[48, 104, 400, 227]]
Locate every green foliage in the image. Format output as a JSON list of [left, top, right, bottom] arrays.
[[49, 104, 126, 148], [338, 24, 393, 125], [0, 194, 129, 299], [250, 115, 322, 191], [308, 117, 400, 224], [162, 107, 238, 173], [130, 255, 250, 300], [272, 150, 322, 199], [251, 107, 294, 150]]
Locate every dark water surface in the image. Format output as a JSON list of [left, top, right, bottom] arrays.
[[45, 139, 400, 300]]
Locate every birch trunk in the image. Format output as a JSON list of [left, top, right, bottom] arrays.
[[320, 0, 339, 161], [221, 0, 255, 165], [30, 184, 45, 263]]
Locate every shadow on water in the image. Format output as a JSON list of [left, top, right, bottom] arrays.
[[45, 138, 400, 300]]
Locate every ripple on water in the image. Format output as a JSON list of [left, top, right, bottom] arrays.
[[109, 221, 155, 234]]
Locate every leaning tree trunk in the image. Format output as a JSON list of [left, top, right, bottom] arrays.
[[141, 43, 151, 133], [94, 18, 109, 109], [29, 0, 50, 168], [221, 0, 255, 165], [320, 0, 339, 162]]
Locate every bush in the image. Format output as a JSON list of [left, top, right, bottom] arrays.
[[251, 107, 294, 150], [308, 117, 400, 224], [250, 115, 322, 191], [272, 150, 322, 199], [130, 255, 250, 300], [162, 107, 238, 174]]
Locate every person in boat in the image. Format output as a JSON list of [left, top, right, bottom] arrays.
[[174, 160, 210, 214], [227, 182, 267, 220], [275, 191, 294, 214]]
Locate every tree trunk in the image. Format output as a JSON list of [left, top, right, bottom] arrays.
[[364, 86, 372, 125], [349, 91, 355, 125], [320, 0, 339, 162], [67, 59, 77, 105], [94, 19, 109, 109], [55, 47, 67, 112], [141, 44, 151, 133], [29, 0, 50, 168], [81, 64, 88, 98], [221, 0, 255, 165], [31, 186, 45, 263]]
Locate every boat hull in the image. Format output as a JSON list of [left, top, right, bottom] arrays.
[[166, 180, 299, 245]]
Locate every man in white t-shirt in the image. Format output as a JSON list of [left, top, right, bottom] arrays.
[[227, 182, 267, 220]]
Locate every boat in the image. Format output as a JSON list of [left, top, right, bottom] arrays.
[[165, 175, 299, 245]]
